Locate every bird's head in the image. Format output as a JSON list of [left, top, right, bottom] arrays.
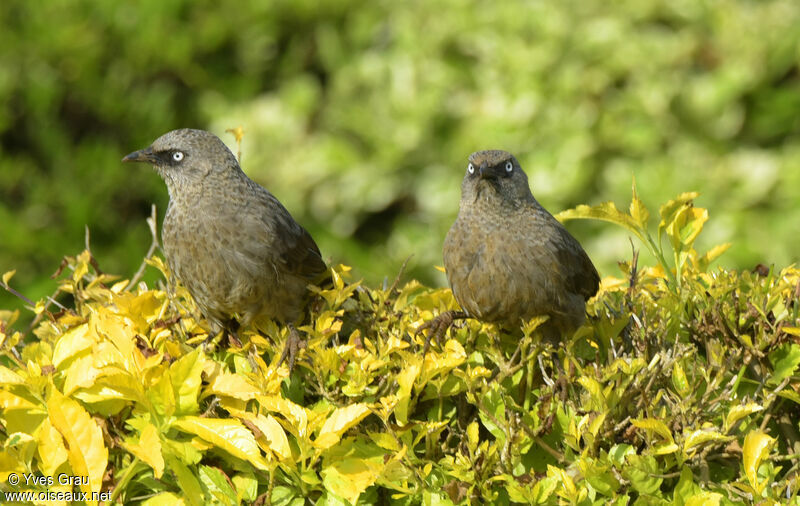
[[461, 150, 533, 207], [122, 128, 241, 189]]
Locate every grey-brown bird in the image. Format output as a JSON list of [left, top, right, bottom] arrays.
[[122, 128, 327, 369], [419, 150, 599, 347]]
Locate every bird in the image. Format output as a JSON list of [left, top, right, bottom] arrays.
[[419, 149, 599, 349], [122, 128, 327, 370]]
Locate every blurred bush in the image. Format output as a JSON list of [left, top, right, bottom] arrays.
[[2, 0, 800, 313]]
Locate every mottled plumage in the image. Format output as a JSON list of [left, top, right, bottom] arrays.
[[442, 150, 599, 336], [123, 129, 326, 363]]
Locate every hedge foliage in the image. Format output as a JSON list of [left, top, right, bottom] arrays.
[[1, 188, 799, 504], [2, 0, 800, 313]]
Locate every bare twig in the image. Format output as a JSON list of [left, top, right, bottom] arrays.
[[126, 205, 160, 291]]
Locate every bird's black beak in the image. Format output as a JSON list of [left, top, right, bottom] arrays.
[[478, 163, 496, 180], [122, 146, 156, 164]]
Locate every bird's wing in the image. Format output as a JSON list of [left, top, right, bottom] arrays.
[[553, 226, 600, 301], [254, 188, 328, 283], [279, 223, 328, 283]]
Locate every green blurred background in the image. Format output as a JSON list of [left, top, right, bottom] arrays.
[[2, 0, 800, 318]]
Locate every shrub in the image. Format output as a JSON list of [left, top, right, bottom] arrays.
[[1, 189, 799, 504]]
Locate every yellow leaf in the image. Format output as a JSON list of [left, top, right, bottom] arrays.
[[2, 270, 15, 285], [321, 442, 384, 505], [0, 365, 24, 385], [172, 416, 268, 471], [0, 390, 38, 411], [682, 429, 731, 455], [671, 362, 690, 397], [467, 421, 480, 451], [685, 492, 723, 506], [724, 403, 763, 432], [577, 376, 605, 410], [237, 412, 292, 461], [258, 395, 309, 437], [548, 465, 577, 501], [368, 431, 401, 452], [63, 355, 99, 396], [53, 323, 94, 369], [629, 177, 650, 228], [658, 192, 700, 233], [316, 403, 371, 450], [73, 253, 90, 283], [696, 243, 731, 269], [36, 418, 68, 476], [123, 422, 165, 478], [112, 291, 168, 332], [421, 339, 466, 380], [783, 327, 800, 337], [666, 205, 708, 252], [225, 125, 245, 143], [208, 371, 261, 401], [47, 389, 108, 497], [170, 348, 205, 416], [141, 493, 186, 506], [632, 418, 674, 444], [653, 442, 680, 455], [395, 358, 421, 425], [742, 430, 775, 495], [556, 201, 645, 241]]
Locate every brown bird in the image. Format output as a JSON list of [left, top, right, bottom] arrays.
[[122, 128, 327, 369], [419, 150, 599, 347]]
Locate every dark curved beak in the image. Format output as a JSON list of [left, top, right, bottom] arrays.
[[478, 163, 496, 180], [122, 146, 156, 164]]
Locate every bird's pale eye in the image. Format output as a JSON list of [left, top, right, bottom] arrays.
[[505, 161, 513, 172], [172, 151, 185, 162], [468, 163, 475, 174]]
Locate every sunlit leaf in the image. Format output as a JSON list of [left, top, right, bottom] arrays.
[[742, 430, 775, 495], [724, 403, 763, 432], [316, 403, 371, 450], [556, 201, 645, 241], [173, 416, 268, 471], [47, 388, 108, 496]]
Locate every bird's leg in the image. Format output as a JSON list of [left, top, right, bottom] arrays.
[[415, 310, 469, 353], [278, 323, 307, 372]]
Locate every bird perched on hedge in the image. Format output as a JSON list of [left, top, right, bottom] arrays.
[[122, 128, 327, 369], [419, 150, 599, 348]]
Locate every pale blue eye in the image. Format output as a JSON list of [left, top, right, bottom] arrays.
[[505, 161, 513, 172], [172, 151, 184, 162], [468, 163, 475, 174]]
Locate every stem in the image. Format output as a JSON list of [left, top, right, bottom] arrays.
[[110, 457, 142, 503]]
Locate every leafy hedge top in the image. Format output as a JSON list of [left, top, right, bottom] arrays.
[[1, 189, 799, 505]]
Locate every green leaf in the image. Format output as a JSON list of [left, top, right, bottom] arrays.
[[768, 343, 800, 386], [165, 455, 204, 506], [622, 455, 663, 496], [199, 465, 239, 506], [232, 474, 258, 503], [672, 466, 700, 506]]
